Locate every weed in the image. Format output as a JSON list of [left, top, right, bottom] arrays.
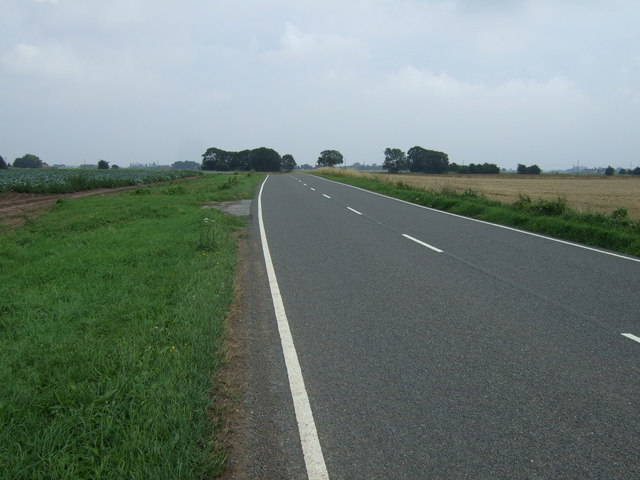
[[197, 217, 217, 252], [218, 176, 240, 190], [161, 185, 187, 195]]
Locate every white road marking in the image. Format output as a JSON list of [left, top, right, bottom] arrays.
[[311, 188, 316, 191], [622, 333, 640, 344], [303, 183, 307, 186], [347, 207, 362, 215], [311, 175, 640, 264], [322, 194, 331, 199], [402, 234, 444, 253], [258, 177, 330, 480]]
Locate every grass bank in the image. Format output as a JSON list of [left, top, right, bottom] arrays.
[[313, 169, 640, 257], [0, 172, 264, 479]]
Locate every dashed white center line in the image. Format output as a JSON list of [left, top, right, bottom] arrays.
[[322, 194, 331, 199], [622, 333, 640, 344], [402, 234, 443, 253], [311, 188, 316, 191], [303, 183, 307, 186], [347, 207, 362, 215]]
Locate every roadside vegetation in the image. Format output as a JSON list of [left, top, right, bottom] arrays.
[[313, 169, 640, 256], [0, 168, 199, 194], [0, 172, 264, 479]]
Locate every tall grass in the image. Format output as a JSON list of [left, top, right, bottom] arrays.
[[0, 173, 264, 479], [313, 169, 640, 256]]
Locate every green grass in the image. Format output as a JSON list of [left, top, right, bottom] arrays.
[[314, 171, 640, 256], [0, 172, 264, 479]]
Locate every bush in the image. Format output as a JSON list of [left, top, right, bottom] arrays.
[[514, 194, 568, 216]]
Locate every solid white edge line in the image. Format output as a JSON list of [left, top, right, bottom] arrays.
[[258, 176, 330, 480], [402, 234, 444, 253], [622, 333, 640, 344], [310, 175, 640, 264], [322, 194, 331, 199], [347, 207, 362, 215]]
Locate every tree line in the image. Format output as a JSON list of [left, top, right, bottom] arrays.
[[201, 147, 296, 172], [381, 147, 545, 175], [381, 146, 503, 174]]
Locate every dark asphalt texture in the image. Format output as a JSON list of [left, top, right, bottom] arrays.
[[241, 173, 640, 479]]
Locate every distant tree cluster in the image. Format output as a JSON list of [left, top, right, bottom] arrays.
[[408, 146, 449, 173], [618, 167, 640, 175], [380, 146, 449, 174], [201, 147, 296, 172], [449, 162, 500, 174], [0, 155, 7, 169], [171, 160, 200, 170], [350, 162, 381, 171], [517, 163, 542, 175], [13, 153, 43, 169]]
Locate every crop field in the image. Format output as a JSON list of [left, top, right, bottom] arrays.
[[331, 170, 640, 219], [0, 168, 200, 194]]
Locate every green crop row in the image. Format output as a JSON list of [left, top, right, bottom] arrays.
[[0, 169, 201, 194]]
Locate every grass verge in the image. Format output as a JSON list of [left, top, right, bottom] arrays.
[[0, 172, 264, 479], [313, 169, 640, 256]]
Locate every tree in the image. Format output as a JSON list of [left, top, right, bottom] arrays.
[[97, 159, 109, 169], [517, 163, 542, 174], [13, 154, 43, 168], [449, 162, 500, 174], [111, 164, 120, 169], [281, 154, 297, 172], [201, 147, 227, 170], [383, 148, 407, 173], [171, 160, 200, 170], [0, 155, 7, 169], [316, 150, 343, 168], [249, 147, 282, 171], [407, 146, 448, 173], [604, 166, 615, 176], [201, 147, 282, 171]]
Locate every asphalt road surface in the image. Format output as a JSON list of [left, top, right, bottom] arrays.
[[239, 173, 640, 480]]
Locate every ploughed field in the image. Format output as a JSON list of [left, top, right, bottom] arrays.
[[378, 173, 640, 219]]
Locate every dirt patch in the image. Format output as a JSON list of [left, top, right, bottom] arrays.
[[203, 200, 252, 217], [0, 185, 155, 231], [212, 232, 246, 480]]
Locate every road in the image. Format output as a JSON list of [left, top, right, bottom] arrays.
[[237, 172, 640, 479]]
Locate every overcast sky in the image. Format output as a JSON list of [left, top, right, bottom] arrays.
[[1, 0, 639, 170]]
